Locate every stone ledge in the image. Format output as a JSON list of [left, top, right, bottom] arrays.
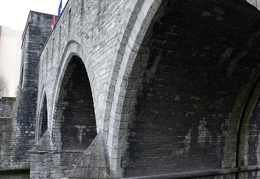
[[126, 168, 239, 179], [125, 166, 260, 179], [29, 150, 86, 154], [0, 117, 12, 120], [0, 168, 30, 173], [239, 165, 260, 172]]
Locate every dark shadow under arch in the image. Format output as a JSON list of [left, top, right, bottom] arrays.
[[236, 69, 260, 178], [56, 56, 97, 151], [118, 0, 260, 178], [39, 94, 48, 138]]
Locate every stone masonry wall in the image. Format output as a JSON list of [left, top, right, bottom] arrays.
[[34, 0, 151, 177], [0, 97, 15, 117], [0, 0, 259, 177], [33, 0, 260, 178], [122, 0, 259, 176], [107, 0, 260, 178], [247, 0, 260, 10], [0, 97, 14, 169], [0, 11, 53, 170], [0, 117, 13, 169]]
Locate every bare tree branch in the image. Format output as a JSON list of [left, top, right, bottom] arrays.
[[0, 75, 7, 97]]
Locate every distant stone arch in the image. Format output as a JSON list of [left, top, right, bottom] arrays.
[[39, 94, 48, 139], [35, 88, 48, 141]]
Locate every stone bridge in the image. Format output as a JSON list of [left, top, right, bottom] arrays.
[[31, 0, 260, 178]]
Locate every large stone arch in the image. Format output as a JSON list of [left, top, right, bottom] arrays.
[[108, 0, 260, 178], [106, 0, 163, 177]]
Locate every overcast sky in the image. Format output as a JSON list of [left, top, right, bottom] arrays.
[[0, 0, 68, 30], [0, 0, 68, 97]]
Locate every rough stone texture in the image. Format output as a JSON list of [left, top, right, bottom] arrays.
[[36, 56, 98, 178], [30, 131, 55, 179], [0, 97, 15, 117], [67, 133, 109, 179], [58, 56, 97, 151], [9, 0, 259, 178], [247, 0, 260, 10], [31, 0, 260, 178], [120, 0, 260, 176], [37, 94, 47, 140], [0, 117, 13, 169], [0, 172, 30, 179]]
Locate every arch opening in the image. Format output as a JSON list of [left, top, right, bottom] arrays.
[[56, 56, 97, 151], [39, 94, 48, 138]]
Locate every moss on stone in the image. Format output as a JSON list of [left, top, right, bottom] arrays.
[[0, 117, 12, 120], [0, 169, 30, 179], [0, 168, 30, 173], [223, 67, 260, 168], [237, 77, 260, 167]]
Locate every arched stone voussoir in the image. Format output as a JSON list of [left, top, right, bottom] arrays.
[[105, 0, 164, 177], [47, 43, 98, 177], [49, 40, 99, 138]]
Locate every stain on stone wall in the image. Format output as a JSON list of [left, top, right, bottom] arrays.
[[122, 0, 260, 177], [0, 97, 15, 117]]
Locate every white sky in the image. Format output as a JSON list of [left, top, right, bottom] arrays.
[[0, 0, 68, 30], [0, 0, 68, 97]]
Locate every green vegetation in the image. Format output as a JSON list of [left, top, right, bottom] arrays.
[[0, 117, 12, 120], [224, 67, 260, 168]]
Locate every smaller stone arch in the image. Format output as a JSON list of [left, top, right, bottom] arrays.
[[35, 89, 48, 141], [49, 40, 97, 134], [58, 56, 97, 151], [39, 94, 48, 139], [50, 47, 97, 176]]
